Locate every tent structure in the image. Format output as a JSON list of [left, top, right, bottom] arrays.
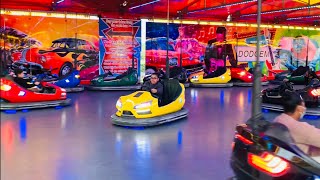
[[1, 0, 319, 26]]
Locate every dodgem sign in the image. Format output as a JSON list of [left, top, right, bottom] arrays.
[[235, 46, 274, 62]]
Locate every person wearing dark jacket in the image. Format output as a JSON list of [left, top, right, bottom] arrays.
[[13, 68, 41, 92], [141, 73, 163, 98]]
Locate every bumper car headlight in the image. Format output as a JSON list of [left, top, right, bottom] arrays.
[[116, 99, 122, 108], [75, 75, 80, 79], [238, 71, 246, 76], [1, 84, 12, 91], [61, 88, 66, 92], [134, 101, 152, 109]]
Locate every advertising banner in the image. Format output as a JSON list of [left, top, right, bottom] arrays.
[[235, 45, 274, 62], [99, 18, 141, 75]]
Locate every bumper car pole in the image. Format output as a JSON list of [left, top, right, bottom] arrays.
[[248, 0, 263, 132], [166, 0, 170, 79]]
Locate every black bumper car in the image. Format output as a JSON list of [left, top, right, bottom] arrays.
[[270, 66, 312, 85], [231, 121, 320, 179], [262, 80, 320, 116]]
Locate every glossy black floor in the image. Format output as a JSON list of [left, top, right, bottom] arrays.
[[1, 87, 319, 180]]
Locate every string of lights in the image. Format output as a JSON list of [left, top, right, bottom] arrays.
[[241, 4, 320, 17], [188, 0, 257, 14]]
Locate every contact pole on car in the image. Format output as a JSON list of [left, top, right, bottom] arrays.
[[165, 0, 170, 79], [250, 0, 263, 132]]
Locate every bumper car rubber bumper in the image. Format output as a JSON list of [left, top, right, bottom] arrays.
[[111, 108, 188, 127], [190, 83, 233, 88], [65, 86, 85, 93], [262, 103, 320, 116], [86, 85, 142, 91], [0, 98, 72, 110], [234, 81, 269, 87]]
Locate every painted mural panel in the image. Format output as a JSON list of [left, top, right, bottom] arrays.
[[146, 22, 320, 75], [0, 15, 99, 81]]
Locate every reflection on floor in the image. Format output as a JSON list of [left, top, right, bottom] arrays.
[[1, 87, 319, 180]]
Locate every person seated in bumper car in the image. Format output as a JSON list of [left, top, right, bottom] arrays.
[[306, 69, 320, 85], [13, 68, 41, 92], [278, 78, 294, 93], [274, 92, 320, 162], [141, 73, 163, 99]]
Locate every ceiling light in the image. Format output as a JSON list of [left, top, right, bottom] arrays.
[[188, 0, 257, 14], [242, 5, 320, 17], [129, 0, 160, 10]]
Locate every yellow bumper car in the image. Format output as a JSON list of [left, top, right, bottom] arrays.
[[189, 68, 233, 88], [111, 79, 188, 127]]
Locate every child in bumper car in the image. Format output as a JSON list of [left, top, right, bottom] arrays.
[[141, 73, 163, 100], [13, 68, 42, 92]]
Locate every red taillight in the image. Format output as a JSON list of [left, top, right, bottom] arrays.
[[248, 152, 290, 177], [311, 89, 320, 97], [235, 134, 253, 145]]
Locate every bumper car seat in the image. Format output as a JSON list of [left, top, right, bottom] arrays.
[[161, 79, 182, 107]]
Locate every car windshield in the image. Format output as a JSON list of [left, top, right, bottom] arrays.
[[51, 39, 88, 49], [51, 42, 68, 49]]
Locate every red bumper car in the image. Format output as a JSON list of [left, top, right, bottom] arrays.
[[231, 68, 269, 87], [0, 77, 71, 110]]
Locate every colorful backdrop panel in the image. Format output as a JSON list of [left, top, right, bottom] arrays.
[[99, 18, 141, 76], [0, 15, 99, 78], [145, 22, 320, 74]]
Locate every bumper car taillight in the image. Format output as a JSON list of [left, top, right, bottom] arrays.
[[248, 152, 290, 177], [311, 89, 320, 97]]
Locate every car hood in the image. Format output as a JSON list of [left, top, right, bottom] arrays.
[[119, 91, 156, 108]]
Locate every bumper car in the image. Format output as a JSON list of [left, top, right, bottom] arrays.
[[231, 121, 320, 179], [48, 70, 84, 93], [79, 64, 99, 85], [261, 79, 320, 116], [231, 20, 320, 179], [189, 67, 233, 88], [86, 68, 141, 91], [143, 66, 189, 87], [11, 61, 45, 75], [270, 66, 310, 85], [111, 79, 188, 127], [231, 67, 269, 87], [0, 76, 71, 110], [11, 61, 59, 81], [265, 60, 289, 81]]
